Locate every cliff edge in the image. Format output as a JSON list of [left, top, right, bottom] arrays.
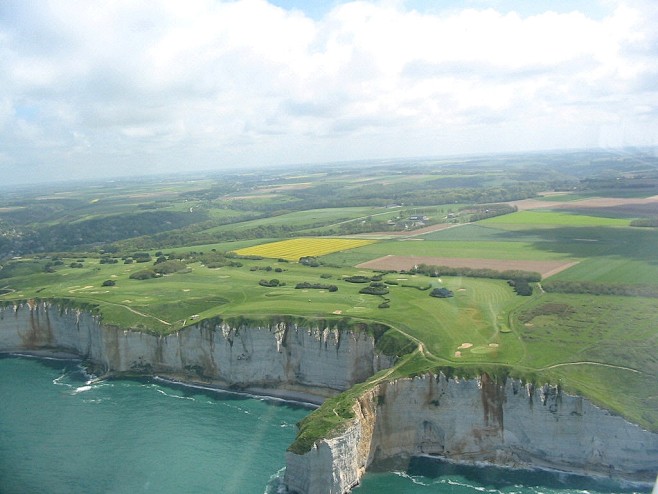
[[285, 373, 658, 493], [0, 301, 394, 402], [1, 301, 656, 494]]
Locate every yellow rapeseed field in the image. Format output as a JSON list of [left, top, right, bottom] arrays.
[[233, 238, 376, 261]]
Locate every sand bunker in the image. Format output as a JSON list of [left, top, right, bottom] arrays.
[[458, 343, 473, 349]]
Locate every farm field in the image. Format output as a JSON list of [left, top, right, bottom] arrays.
[[322, 238, 576, 267], [233, 237, 377, 261], [479, 210, 631, 228], [509, 193, 658, 211], [203, 206, 399, 234]]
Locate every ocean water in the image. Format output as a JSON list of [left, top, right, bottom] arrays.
[[0, 356, 650, 494]]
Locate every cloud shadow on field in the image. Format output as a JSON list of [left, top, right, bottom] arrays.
[[513, 226, 658, 263]]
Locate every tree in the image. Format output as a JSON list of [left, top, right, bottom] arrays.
[[430, 287, 454, 298]]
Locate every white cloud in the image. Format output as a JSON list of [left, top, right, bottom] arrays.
[[0, 0, 656, 183]]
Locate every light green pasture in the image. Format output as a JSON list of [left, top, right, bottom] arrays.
[[480, 210, 631, 227]]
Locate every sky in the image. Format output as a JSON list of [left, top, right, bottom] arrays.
[[1, 0, 657, 185]]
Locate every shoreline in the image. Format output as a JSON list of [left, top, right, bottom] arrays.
[[8, 351, 653, 492], [2, 350, 325, 408], [407, 454, 657, 491], [2, 311, 656, 493], [151, 375, 323, 408]]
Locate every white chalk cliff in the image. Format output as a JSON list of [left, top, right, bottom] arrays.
[[1, 301, 656, 493], [285, 374, 658, 493], [0, 301, 393, 401]]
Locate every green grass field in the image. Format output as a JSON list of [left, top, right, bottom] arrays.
[[480, 210, 632, 227], [510, 293, 658, 427]]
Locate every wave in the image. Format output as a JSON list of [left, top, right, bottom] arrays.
[[263, 467, 288, 494], [152, 375, 318, 408]]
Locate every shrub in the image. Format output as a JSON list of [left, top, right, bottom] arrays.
[[153, 260, 188, 275], [344, 275, 371, 283], [299, 256, 321, 267], [430, 287, 454, 298], [129, 270, 157, 280], [359, 282, 389, 295], [295, 282, 338, 291], [259, 279, 281, 287], [133, 252, 152, 263], [102, 280, 116, 287], [630, 217, 658, 228], [511, 279, 533, 296]]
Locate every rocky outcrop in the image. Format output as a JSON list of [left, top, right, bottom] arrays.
[[285, 374, 658, 493], [0, 301, 394, 402]]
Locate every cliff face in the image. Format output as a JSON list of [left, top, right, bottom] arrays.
[[2, 301, 656, 494], [285, 374, 658, 493], [0, 301, 394, 401]]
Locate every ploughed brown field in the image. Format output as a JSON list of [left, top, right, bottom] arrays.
[[510, 194, 658, 211], [356, 255, 579, 278]]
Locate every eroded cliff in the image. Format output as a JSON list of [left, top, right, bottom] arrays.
[[285, 373, 658, 493], [0, 301, 394, 402], [2, 301, 656, 494]]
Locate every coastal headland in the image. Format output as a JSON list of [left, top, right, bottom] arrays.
[[1, 301, 656, 494]]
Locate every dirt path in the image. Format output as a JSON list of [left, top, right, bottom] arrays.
[[102, 301, 172, 326], [539, 361, 641, 374]]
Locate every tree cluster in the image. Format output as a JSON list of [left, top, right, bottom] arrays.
[[344, 275, 373, 283], [409, 264, 541, 282], [359, 282, 389, 295], [508, 279, 533, 296], [429, 287, 454, 298], [543, 280, 658, 298], [630, 218, 658, 228], [295, 282, 337, 292], [259, 279, 282, 287], [465, 204, 517, 222]]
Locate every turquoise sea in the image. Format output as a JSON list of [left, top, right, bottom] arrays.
[[0, 356, 650, 494]]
